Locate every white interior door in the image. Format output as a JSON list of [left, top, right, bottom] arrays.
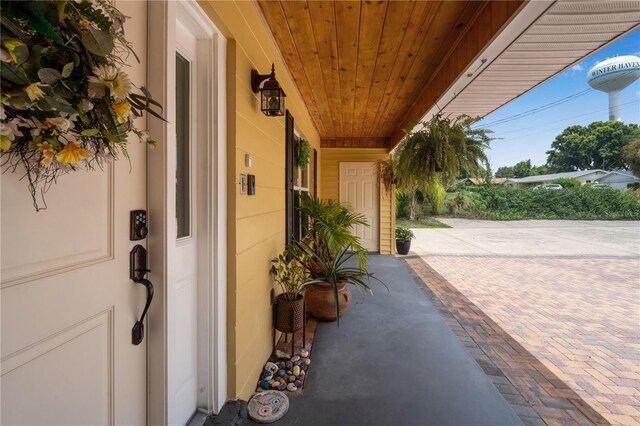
[[0, 3, 148, 424], [339, 162, 380, 251], [168, 20, 199, 426]]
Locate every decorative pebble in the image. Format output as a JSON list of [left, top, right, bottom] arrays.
[[304, 358, 311, 366], [287, 383, 297, 392], [275, 350, 290, 359], [259, 380, 270, 390], [299, 370, 306, 377], [262, 371, 273, 381], [301, 364, 308, 372], [291, 356, 300, 363], [278, 383, 287, 391], [294, 380, 303, 387], [292, 366, 300, 376], [265, 362, 279, 374], [300, 350, 309, 358], [293, 359, 303, 367], [288, 375, 296, 383], [278, 362, 286, 369], [247, 390, 289, 423], [285, 361, 293, 370], [270, 382, 279, 389], [277, 370, 286, 378]]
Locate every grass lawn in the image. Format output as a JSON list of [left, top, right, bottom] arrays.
[[396, 218, 451, 229]]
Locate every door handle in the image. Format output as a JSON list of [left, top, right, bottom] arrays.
[[130, 245, 154, 345]]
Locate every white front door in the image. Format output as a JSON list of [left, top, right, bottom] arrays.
[[168, 19, 200, 426], [0, 2, 148, 423], [340, 162, 380, 251]]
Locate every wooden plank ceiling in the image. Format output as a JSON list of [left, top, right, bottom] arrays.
[[257, 0, 510, 149]]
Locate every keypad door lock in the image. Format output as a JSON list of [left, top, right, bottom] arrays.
[[130, 210, 148, 240]]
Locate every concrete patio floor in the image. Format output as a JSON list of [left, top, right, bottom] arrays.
[[411, 219, 640, 425], [261, 255, 522, 426]]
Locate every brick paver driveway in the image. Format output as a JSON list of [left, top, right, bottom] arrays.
[[412, 219, 640, 425]]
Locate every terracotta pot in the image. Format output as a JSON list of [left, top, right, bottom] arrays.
[[304, 281, 352, 321], [275, 293, 305, 333], [396, 240, 411, 255]]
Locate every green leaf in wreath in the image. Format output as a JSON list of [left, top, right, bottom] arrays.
[[1, 62, 30, 85], [81, 129, 100, 137], [81, 28, 114, 57], [2, 40, 29, 64], [61, 62, 74, 78], [0, 1, 64, 44], [38, 68, 62, 84], [0, 135, 12, 152]]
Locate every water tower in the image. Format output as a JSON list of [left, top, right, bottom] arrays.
[[587, 55, 640, 121]]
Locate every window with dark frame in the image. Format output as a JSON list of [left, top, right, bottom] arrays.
[[285, 111, 312, 244]]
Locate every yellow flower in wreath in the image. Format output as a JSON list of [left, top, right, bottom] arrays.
[[112, 100, 131, 124], [24, 83, 46, 102], [55, 141, 93, 164]]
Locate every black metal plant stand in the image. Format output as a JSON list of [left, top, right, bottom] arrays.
[[273, 300, 306, 357]]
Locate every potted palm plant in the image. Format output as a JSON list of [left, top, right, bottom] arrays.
[[395, 226, 415, 255], [270, 248, 308, 334], [293, 194, 385, 323]]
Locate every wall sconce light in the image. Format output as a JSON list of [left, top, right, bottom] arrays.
[[251, 63, 286, 117]]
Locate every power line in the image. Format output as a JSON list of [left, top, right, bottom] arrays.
[[474, 70, 640, 128], [490, 99, 640, 137], [490, 101, 639, 143]]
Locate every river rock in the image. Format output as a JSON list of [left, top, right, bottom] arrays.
[[301, 364, 308, 372], [270, 381, 279, 389], [291, 356, 300, 363], [300, 350, 309, 358], [285, 361, 293, 370], [264, 362, 279, 374], [262, 371, 273, 381], [292, 366, 300, 376], [275, 350, 290, 359], [294, 380, 303, 388], [304, 358, 311, 365], [259, 380, 269, 390], [299, 370, 306, 377], [286, 383, 297, 392], [278, 382, 287, 391], [288, 375, 296, 382], [277, 370, 286, 378]]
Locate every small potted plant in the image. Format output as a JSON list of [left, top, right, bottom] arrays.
[[270, 249, 308, 334], [395, 226, 415, 255]]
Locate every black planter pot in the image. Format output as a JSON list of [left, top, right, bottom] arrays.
[[396, 240, 411, 255]]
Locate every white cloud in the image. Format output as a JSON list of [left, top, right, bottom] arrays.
[[570, 64, 583, 72]]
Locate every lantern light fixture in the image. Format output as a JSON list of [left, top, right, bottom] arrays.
[[251, 63, 286, 117]]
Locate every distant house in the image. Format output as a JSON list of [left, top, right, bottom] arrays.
[[459, 177, 508, 185], [596, 170, 640, 189], [505, 169, 640, 189]]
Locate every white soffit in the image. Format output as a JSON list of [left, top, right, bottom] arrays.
[[430, 0, 640, 121]]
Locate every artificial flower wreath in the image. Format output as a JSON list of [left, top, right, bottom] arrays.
[[0, 0, 163, 210]]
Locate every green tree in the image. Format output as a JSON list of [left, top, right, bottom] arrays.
[[546, 121, 640, 171], [623, 140, 640, 176], [495, 166, 514, 178], [512, 159, 535, 178]]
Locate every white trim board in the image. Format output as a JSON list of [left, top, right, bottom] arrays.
[[147, 1, 227, 423]]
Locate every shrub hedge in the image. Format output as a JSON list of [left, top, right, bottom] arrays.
[[454, 185, 640, 220]]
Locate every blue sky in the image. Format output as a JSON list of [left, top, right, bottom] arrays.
[[476, 29, 640, 171]]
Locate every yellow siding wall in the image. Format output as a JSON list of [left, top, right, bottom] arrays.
[[320, 148, 394, 255], [199, 1, 320, 400]]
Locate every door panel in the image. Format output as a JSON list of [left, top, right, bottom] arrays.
[[1, 2, 148, 425], [169, 19, 199, 426], [339, 162, 380, 251]]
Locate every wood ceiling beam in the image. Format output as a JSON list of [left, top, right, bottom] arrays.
[[389, 0, 525, 150], [321, 137, 389, 149]]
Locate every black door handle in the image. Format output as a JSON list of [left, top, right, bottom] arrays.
[[130, 245, 153, 345]]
